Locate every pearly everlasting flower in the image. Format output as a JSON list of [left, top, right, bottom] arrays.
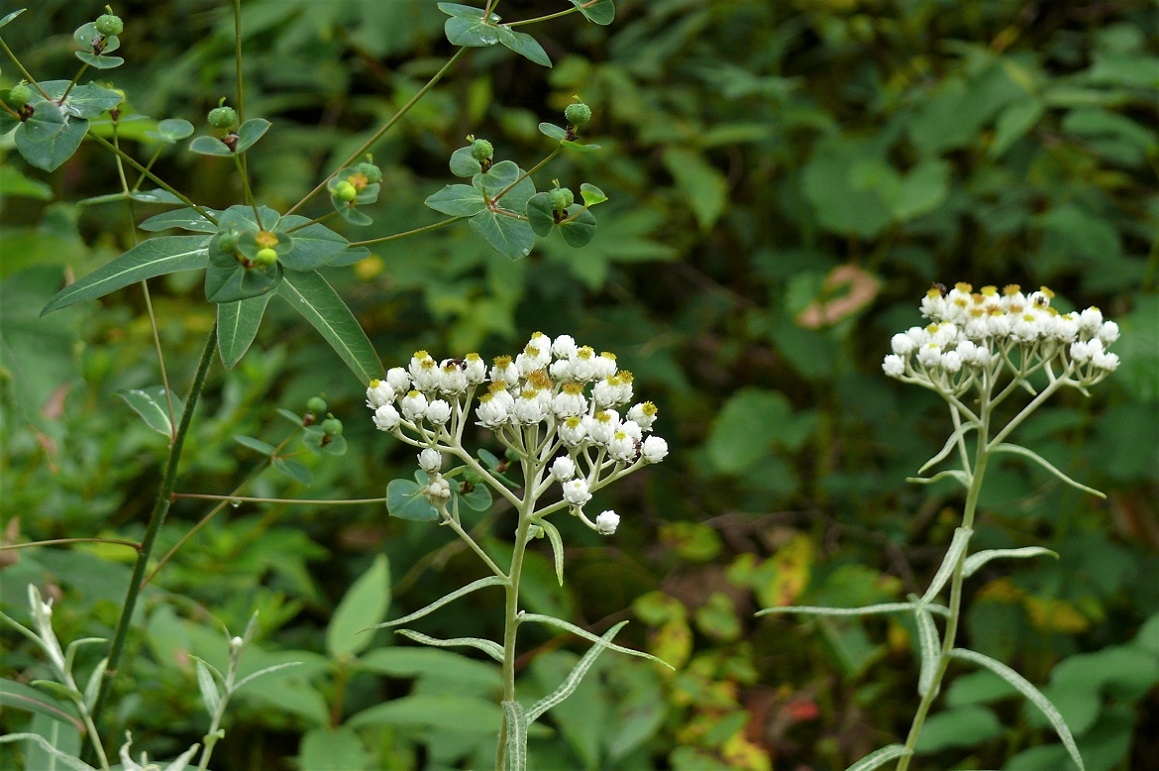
[[463, 353, 487, 384], [562, 478, 591, 507], [366, 379, 395, 410], [490, 355, 519, 386], [941, 350, 962, 373], [882, 354, 906, 377], [418, 448, 442, 474], [374, 404, 402, 431], [409, 351, 440, 391], [438, 360, 468, 394], [516, 333, 552, 375], [558, 415, 587, 446], [642, 435, 669, 463], [386, 367, 411, 394], [627, 401, 658, 430], [550, 456, 576, 481], [1097, 321, 1120, 345], [425, 398, 452, 425], [891, 333, 917, 356], [594, 352, 618, 380], [513, 388, 549, 424], [570, 346, 598, 381], [595, 510, 620, 535], [549, 358, 574, 381], [608, 429, 638, 463], [552, 382, 588, 417], [585, 410, 619, 445], [477, 389, 513, 427], [551, 334, 578, 359], [400, 390, 428, 422], [425, 475, 451, 503]]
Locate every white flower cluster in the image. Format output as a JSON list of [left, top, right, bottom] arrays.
[[883, 283, 1120, 393], [367, 333, 668, 535]]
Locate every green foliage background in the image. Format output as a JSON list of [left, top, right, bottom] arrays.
[[2, 0, 1157, 769]]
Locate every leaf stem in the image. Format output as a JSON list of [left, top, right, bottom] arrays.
[[0, 537, 140, 552], [286, 47, 468, 217], [0, 35, 49, 99], [59, 62, 89, 105], [170, 493, 386, 505], [89, 323, 219, 730], [87, 132, 219, 225], [350, 217, 460, 247]]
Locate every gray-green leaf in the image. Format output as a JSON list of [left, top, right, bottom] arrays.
[[116, 386, 185, 436]]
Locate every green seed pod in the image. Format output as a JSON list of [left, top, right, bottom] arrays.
[[549, 187, 575, 212], [335, 181, 358, 202], [353, 161, 383, 184], [307, 396, 327, 415], [564, 102, 592, 127], [95, 13, 123, 37], [7, 84, 31, 107], [471, 138, 494, 162], [207, 105, 237, 129], [321, 417, 343, 436], [216, 228, 240, 254], [255, 247, 278, 266]]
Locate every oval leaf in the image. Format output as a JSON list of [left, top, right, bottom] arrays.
[[327, 554, 391, 658], [116, 386, 184, 436]]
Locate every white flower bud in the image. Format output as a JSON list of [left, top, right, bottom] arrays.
[[882, 354, 905, 377], [373, 403, 402, 431], [550, 456, 576, 481], [425, 398, 452, 425], [891, 333, 916, 355], [425, 475, 451, 503], [609, 430, 638, 463], [642, 435, 668, 463], [558, 416, 587, 446], [585, 410, 619, 445], [463, 353, 487, 384], [627, 402, 658, 429], [595, 510, 620, 535], [562, 478, 591, 506], [438, 360, 468, 394], [386, 367, 411, 394], [400, 390, 428, 422], [365, 379, 395, 410], [418, 448, 442, 474], [551, 335, 577, 359], [1097, 320, 1119, 345]]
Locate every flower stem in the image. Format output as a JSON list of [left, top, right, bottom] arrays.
[[88, 323, 218, 730]]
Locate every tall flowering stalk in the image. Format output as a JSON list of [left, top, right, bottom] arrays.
[[761, 283, 1120, 771], [365, 333, 670, 771]]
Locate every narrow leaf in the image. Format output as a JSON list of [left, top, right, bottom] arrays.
[[0, 734, 94, 771], [41, 236, 209, 315], [845, 744, 911, 771], [233, 434, 275, 455], [527, 620, 628, 723], [0, 8, 27, 28], [235, 118, 271, 154], [394, 629, 504, 663], [0, 680, 82, 730], [963, 547, 1059, 578], [948, 648, 1085, 771], [906, 469, 969, 488], [535, 518, 565, 585], [194, 659, 222, 719], [271, 456, 312, 485], [757, 602, 950, 618], [915, 608, 941, 698], [918, 422, 977, 475], [990, 442, 1106, 498], [217, 293, 272, 368], [520, 614, 673, 669], [372, 576, 508, 629], [921, 527, 972, 604], [116, 386, 184, 437], [276, 269, 384, 384], [231, 661, 303, 693], [503, 700, 528, 771], [327, 554, 391, 658]]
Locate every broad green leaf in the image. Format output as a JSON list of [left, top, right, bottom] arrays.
[[15, 101, 88, 172], [138, 207, 220, 233], [948, 648, 1086, 771], [233, 434, 276, 455], [525, 192, 556, 237], [298, 726, 372, 771], [0, 680, 81, 729], [38, 80, 122, 119], [218, 203, 281, 231], [437, 2, 488, 19], [559, 206, 597, 247], [189, 135, 234, 156], [495, 26, 551, 67], [990, 99, 1044, 157], [663, 147, 727, 230], [372, 576, 507, 629], [845, 744, 911, 771], [526, 621, 629, 723], [539, 122, 568, 141], [275, 216, 349, 270], [236, 118, 271, 153], [963, 547, 1058, 578], [456, 478, 492, 511], [891, 160, 950, 221], [520, 614, 673, 669], [72, 23, 120, 54], [0, 8, 26, 28], [449, 145, 483, 177], [473, 159, 522, 197], [445, 15, 500, 47], [386, 478, 439, 521], [116, 386, 184, 437], [579, 183, 608, 206], [271, 456, 312, 485], [74, 51, 123, 69], [706, 388, 793, 474], [327, 554, 390, 658], [216, 290, 272, 370], [394, 629, 505, 663], [276, 269, 384, 383], [469, 210, 536, 260], [204, 259, 281, 303], [146, 118, 195, 142], [570, 0, 615, 25], [41, 235, 210, 315], [425, 183, 487, 217]]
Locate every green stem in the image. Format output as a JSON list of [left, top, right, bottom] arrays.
[[496, 498, 533, 771], [88, 324, 219, 730], [59, 62, 90, 104], [350, 217, 460, 247], [0, 537, 139, 552], [87, 132, 218, 224], [286, 47, 467, 217], [171, 493, 386, 505], [0, 36, 49, 99]]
